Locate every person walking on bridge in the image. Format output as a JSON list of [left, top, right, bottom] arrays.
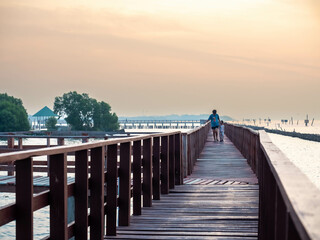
[[208, 109, 220, 141]]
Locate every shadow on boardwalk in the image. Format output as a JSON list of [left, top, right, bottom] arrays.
[[106, 135, 259, 239]]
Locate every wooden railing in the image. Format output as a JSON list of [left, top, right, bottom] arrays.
[[225, 123, 320, 240], [0, 122, 210, 240]]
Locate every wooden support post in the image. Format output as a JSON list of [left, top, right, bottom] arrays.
[[18, 138, 23, 150], [57, 137, 65, 146], [7, 136, 14, 148], [174, 133, 182, 185], [287, 214, 300, 240], [90, 147, 105, 240], [275, 186, 288, 240], [119, 142, 131, 226], [75, 150, 89, 240], [152, 137, 160, 200], [106, 144, 118, 236], [16, 158, 33, 240], [47, 138, 51, 177], [181, 134, 188, 178], [143, 138, 152, 207], [169, 135, 175, 189], [161, 136, 169, 194], [187, 135, 192, 175], [7, 136, 14, 176], [49, 153, 68, 240], [133, 140, 142, 215]]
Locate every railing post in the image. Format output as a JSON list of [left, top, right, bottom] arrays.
[[153, 137, 161, 200], [57, 137, 65, 146], [169, 135, 175, 189], [275, 186, 288, 240], [161, 136, 169, 194], [16, 157, 33, 240], [119, 142, 131, 225], [143, 138, 152, 207], [287, 214, 300, 240], [47, 138, 50, 177], [181, 133, 188, 178], [90, 147, 105, 239], [258, 142, 265, 240], [133, 140, 142, 214], [18, 138, 23, 150], [187, 134, 192, 175], [106, 144, 118, 236], [75, 150, 89, 240], [175, 133, 182, 185], [7, 135, 14, 176], [49, 153, 68, 240]]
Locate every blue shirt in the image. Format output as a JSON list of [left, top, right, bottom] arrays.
[[208, 114, 220, 127]]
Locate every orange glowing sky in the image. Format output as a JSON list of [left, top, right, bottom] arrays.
[[0, 0, 319, 119]]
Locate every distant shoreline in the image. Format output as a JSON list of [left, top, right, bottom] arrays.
[[242, 125, 320, 143]]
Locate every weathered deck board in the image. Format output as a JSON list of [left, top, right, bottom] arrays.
[[105, 135, 259, 239]]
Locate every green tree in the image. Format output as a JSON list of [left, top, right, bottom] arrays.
[[45, 117, 57, 131], [0, 93, 30, 132], [54, 91, 119, 131]]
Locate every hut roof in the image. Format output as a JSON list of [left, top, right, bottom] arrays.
[[33, 106, 58, 117]]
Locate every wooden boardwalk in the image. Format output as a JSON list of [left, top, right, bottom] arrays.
[[106, 135, 259, 239]]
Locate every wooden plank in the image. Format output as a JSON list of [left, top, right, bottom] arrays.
[[75, 150, 89, 240], [152, 137, 160, 200], [143, 138, 152, 207], [16, 157, 33, 240], [169, 135, 175, 189], [175, 133, 182, 185], [160, 136, 169, 194], [49, 153, 68, 240], [90, 147, 105, 239], [119, 142, 131, 226], [106, 144, 118, 236], [133, 140, 142, 215]]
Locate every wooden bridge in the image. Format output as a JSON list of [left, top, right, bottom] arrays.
[[118, 119, 202, 129], [0, 123, 319, 239]]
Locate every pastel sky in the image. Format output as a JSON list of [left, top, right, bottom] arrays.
[[1, 0, 319, 120]]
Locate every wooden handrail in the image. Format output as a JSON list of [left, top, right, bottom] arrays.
[[225, 123, 320, 240], [0, 131, 180, 164]]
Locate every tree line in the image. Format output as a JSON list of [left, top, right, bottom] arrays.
[[0, 91, 119, 132]]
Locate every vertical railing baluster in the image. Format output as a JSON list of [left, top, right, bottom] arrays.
[[175, 133, 182, 185], [7, 136, 14, 176], [143, 138, 152, 207], [275, 186, 288, 240], [106, 144, 118, 236], [187, 135, 191, 175], [133, 140, 142, 214], [90, 147, 105, 240], [49, 153, 68, 240], [181, 134, 188, 178], [119, 142, 131, 225], [153, 137, 161, 200], [161, 136, 169, 194], [16, 157, 33, 240], [287, 214, 300, 240], [169, 135, 175, 189], [75, 150, 89, 240]]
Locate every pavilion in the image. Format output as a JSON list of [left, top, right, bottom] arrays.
[[32, 106, 58, 130]]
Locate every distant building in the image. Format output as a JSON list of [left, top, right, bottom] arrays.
[[32, 106, 58, 130]]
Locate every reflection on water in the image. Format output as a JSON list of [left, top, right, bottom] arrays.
[[0, 193, 50, 240]]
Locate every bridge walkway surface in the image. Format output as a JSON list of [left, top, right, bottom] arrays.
[[106, 134, 259, 240]]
